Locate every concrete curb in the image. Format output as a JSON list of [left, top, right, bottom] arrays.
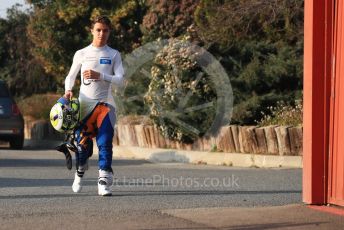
[[22, 139, 302, 168], [111, 146, 302, 168]]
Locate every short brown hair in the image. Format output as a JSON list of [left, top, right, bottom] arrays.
[[91, 16, 112, 29]]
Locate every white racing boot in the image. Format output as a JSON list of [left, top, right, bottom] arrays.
[[72, 166, 86, 193], [98, 169, 113, 196]]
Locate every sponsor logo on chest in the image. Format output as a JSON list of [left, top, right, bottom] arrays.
[[100, 57, 111, 65]]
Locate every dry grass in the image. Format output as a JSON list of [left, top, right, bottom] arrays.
[[18, 93, 60, 120], [257, 100, 303, 126]]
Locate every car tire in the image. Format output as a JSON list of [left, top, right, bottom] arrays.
[[10, 135, 24, 149]]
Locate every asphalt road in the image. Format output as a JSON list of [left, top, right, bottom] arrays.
[[0, 148, 302, 229]]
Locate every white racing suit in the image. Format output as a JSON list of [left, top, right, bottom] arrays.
[[64, 44, 124, 171]]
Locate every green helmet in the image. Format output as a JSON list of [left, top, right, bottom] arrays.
[[50, 97, 80, 132]]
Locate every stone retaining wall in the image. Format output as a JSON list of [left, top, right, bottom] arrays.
[[25, 116, 302, 156], [116, 125, 303, 156]]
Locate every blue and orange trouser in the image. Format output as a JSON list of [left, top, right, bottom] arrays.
[[75, 103, 116, 171]]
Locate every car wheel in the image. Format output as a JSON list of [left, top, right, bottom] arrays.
[[10, 135, 24, 149]]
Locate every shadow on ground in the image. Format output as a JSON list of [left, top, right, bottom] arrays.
[[0, 158, 151, 168]]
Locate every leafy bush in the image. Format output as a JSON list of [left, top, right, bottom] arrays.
[[17, 93, 60, 120], [228, 40, 303, 124], [194, 0, 303, 47], [118, 61, 153, 116], [0, 6, 56, 97], [194, 0, 304, 125], [145, 37, 216, 143], [141, 0, 200, 42], [257, 100, 303, 126]]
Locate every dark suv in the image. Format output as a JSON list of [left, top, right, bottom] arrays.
[[0, 80, 24, 149]]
